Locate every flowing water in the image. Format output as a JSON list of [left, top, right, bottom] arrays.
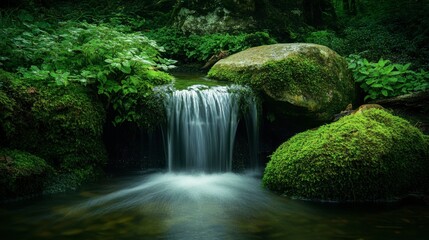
[[1, 172, 429, 240], [164, 85, 258, 172], [1, 76, 428, 239]]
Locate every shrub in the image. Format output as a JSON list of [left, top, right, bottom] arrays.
[[303, 22, 420, 67], [1, 20, 175, 127], [342, 24, 416, 63], [304, 30, 347, 55], [146, 27, 277, 63], [347, 54, 429, 101]]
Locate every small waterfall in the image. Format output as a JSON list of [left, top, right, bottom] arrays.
[[163, 85, 258, 173]]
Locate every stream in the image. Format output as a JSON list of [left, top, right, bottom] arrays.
[[1, 171, 428, 240]]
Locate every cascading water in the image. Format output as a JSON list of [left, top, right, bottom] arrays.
[[163, 85, 258, 172]]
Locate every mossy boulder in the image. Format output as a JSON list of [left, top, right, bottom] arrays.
[[0, 149, 53, 200], [208, 43, 355, 122], [263, 109, 429, 201], [0, 70, 107, 193]]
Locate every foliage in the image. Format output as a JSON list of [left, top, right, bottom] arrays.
[[0, 148, 53, 199], [1, 19, 175, 126], [146, 27, 277, 63], [263, 109, 429, 201], [347, 54, 429, 101], [305, 0, 429, 69], [304, 30, 346, 54], [341, 23, 416, 64], [44, 166, 103, 193], [304, 23, 417, 65]]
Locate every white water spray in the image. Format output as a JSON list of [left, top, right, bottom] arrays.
[[164, 85, 258, 172]]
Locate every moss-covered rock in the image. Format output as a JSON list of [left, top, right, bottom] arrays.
[[0, 149, 53, 200], [208, 43, 356, 122], [263, 108, 429, 201], [0, 70, 107, 193]]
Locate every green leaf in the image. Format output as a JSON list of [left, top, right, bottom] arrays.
[[129, 75, 140, 85], [120, 61, 132, 74]]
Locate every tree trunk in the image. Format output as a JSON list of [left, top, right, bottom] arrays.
[[350, 0, 357, 15], [342, 0, 349, 15], [303, 0, 323, 26], [303, 0, 336, 27]]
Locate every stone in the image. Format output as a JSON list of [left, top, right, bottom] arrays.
[[0, 149, 52, 200], [175, 7, 256, 35], [262, 109, 429, 201], [208, 43, 356, 122]]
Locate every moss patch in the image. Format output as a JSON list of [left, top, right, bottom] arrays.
[[0, 70, 107, 194], [208, 44, 355, 122], [0, 149, 53, 200], [263, 109, 429, 201]]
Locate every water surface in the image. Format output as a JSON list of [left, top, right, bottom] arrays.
[[1, 172, 428, 240]]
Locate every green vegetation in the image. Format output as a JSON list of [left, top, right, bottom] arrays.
[[0, 4, 179, 196], [146, 28, 277, 63], [347, 55, 429, 101], [263, 109, 429, 201], [0, 149, 52, 200], [1, 0, 428, 200], [0, 70, 108, 192], [1, 19, 175, 127], [302, 1, 429, 102]]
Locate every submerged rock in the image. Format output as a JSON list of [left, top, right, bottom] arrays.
[[262, 108, 429, 201], [208, 43, 356, 122]]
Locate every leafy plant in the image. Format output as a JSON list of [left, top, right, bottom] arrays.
[[347, 54, 429, 101], [147, 27, 276, 62], [3, 21, 175, 126]]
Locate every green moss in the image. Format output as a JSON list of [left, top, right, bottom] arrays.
[[0, 149, 53, 199], [263, 109, 429, 201], [208, 66, 245, 84], [0, 70, 107, 193], [44, 166, 103, 194], [208, 44, 355, 121]]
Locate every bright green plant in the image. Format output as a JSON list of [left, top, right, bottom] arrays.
[[347, 54, 429, 101], [3, 21, 175, 126]]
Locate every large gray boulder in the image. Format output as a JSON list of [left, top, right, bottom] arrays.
[[208, 43, 356, 122]]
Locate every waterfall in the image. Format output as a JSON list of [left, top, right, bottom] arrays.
[[163, 85, 258, 173]]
